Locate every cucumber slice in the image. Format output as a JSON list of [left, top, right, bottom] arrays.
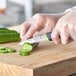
[[6, 47, 16, 53], [0, 47, 8, 53], [19, 49, 31, 56], [0, 49, 9, 53], [0, 47, 16, 53], [0, 47, 6, 50]]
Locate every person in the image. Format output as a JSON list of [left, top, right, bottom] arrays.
[[20, 7, 76, 44]]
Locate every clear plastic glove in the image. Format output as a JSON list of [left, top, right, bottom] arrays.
[[51, 10, 76, 44], [20, 14, 61, 40]]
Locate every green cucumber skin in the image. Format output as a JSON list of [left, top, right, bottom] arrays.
[[0, 33, 20, 43], [0, 28, 11, 33], [19, 50, 31, 56], [22, 43, 39, 52], [19, 43, 39, 56], [0, 50, 9, 53], [0, 28, 9, 31], [0, 28, 21, 43], [0, 47, 9, 53], [23, 43, 39, 50], [6, 47, 16, 53]]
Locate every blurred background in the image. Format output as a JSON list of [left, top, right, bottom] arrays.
[[0, 0, 76, 27]]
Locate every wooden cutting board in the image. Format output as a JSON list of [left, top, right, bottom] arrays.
[[0, 26, 76, 76], [0, 41, 76, 76]]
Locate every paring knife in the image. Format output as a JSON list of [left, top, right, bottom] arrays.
[[19, 32, 52, 45]]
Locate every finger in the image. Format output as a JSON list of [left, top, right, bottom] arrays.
[[51, 27, 60, 44], [33, 30, 49, 37], [33, 32, 40, 37], [68, 23, 76, 41], [33, 25, 53, 37], [20, 22, 30, 39], [23, 24, 39, 40], [60, 24, 70, 44]]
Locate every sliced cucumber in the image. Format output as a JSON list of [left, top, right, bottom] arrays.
[[0, 47, 9, 53], [6, 47, 16, 53], [19, 49, 31, 56], [19, 43, 39, 56], [0, 47, 16, 54], [22, 43, 33, 52]]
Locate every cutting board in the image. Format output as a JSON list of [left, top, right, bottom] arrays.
[[0, 41, 76, 76], [0, 26, 76, 76]]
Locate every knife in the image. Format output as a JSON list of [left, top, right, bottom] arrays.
[[19, 32, 52, 45]]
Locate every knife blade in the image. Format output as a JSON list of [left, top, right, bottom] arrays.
[[19, 32, 52, 45]]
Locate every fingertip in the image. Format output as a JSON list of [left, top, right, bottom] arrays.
[[61, 37, 73, 44], [52, 37, 60, 44], [53, 40, 60, 44], [60, 33, 69, 44], [61, 40, 68, 44], [20, 34, 24, 40], [60, 32, 69, 45], [20, 29, 25, 40], [20, 24, 25, 38], [51, 28, 60, 44], [20, 22, 31, 39], [24, 25, 38, 39]]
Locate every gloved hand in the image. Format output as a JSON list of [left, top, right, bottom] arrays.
[[51, 10, 76, 44], [20, 14, 61, 40]]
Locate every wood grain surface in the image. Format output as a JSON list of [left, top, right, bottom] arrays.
[[0, 26, 76, 76], [0, 41, 76, 76]]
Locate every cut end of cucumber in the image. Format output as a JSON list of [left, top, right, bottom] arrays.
[[22, 43, 33, 52], [19, 42, 39, 56]]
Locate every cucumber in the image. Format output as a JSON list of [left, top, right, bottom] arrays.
[[0, 28, 21, 43], [0, 28, 10, 33], [6, 47, 16, 53], [19, 43, 39, 56], [0, 47, 16, 53], [0, 47, 9, 53], [19, 49, 31, 56], [22, 43, 33, 52], [0, 33, 20, 43], [0, 28, 9, 31]]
